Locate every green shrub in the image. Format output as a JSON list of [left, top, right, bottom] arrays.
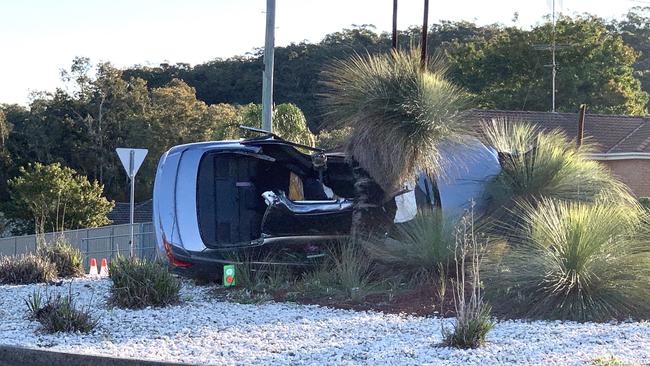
[[363, 211, 454, 276], [25, 288, 97, 333], [485, 199, 650, 321], [38, 237, 84, 278], [0, 254, 57, 284], [108, 256, 180, 309], [481, 120, 637, 209]]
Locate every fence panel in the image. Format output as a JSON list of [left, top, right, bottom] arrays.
[[0, 223, 157, 268]]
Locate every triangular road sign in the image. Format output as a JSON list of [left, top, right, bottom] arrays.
[[116, 148, 148, 178]]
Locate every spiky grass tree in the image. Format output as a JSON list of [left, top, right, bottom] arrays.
[[322, 49, 468, 238], [485, 199, 650, 321], [481, 119, 637, 209]]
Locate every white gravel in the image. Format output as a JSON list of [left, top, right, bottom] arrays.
[[0, 278, 648, 366]]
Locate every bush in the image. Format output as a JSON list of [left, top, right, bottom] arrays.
[[363, 211, 454, 276], [481, 120, 637, 210], [108, 256, 180, 309], [0, 254, 57, 284], [485, 199, 650, 321], [25, 288, 97, 333], [295, 240, 376, 303], [441, 212, 494, 349], [38, 237, 84, 278]]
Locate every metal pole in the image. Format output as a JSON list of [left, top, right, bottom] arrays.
[[262, 0, 276, 132], [551, 0, 556, 112], [129, 150, 135, 258], [420, 0, 429, 69], [392, 0, 398, 50]]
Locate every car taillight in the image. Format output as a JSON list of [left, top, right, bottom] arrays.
[[162, 233, 193, 268]]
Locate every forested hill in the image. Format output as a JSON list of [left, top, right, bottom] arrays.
[[123, 9, 650, 129], [2, 10, 650, 209]]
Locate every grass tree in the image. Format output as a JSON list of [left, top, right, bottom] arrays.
[[485, 199, 650, 321], [321, 49, 469, 238], [480, 119, 637, 210]]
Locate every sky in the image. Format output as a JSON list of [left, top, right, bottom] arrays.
[[1, 0, 647, 105]]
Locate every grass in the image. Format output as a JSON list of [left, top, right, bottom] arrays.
[[592, 355, 642, 366], [25, 287, 98, 333], [362, 211, 455, 277], [0, 254, 57, 284], [441, 210, 494, 349], [108, 256, 181, 309], [484, 199, 650, 321], [38, 237, 84, 278]]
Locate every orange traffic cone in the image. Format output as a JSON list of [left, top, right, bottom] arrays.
[[89, 258, 98, 277], [99, 258, 109, 277]]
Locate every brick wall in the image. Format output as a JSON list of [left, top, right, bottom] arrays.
[[600, 159, 650, 197]]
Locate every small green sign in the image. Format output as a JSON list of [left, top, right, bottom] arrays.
[[223, 264, 236, 286]]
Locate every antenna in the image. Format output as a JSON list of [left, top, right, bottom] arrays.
[[534, 0, 570, 112], [551, 0, 556, 112]]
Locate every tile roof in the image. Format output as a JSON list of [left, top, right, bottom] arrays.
[[466, 109, 650, 154], [107, 199, 153, 225]]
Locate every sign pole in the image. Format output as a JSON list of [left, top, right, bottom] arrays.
[[129, 150, 135, 257], [116, 147, 147, 259]]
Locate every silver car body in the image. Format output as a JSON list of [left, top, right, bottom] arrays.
[[153, 137, 501, 263]]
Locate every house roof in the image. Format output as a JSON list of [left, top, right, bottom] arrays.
[[466, 109, 650, 154], [107, 199, 153, 225]]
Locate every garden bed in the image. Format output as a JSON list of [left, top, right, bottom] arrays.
[[0, 278, 648, 365]]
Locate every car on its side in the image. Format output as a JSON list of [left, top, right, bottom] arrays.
[[153, 127, 500, 277]]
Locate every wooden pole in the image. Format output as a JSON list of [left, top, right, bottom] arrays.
[[420, 0, 429, 69], [577, 104, 587, 146], [392, 0, 398, 50]]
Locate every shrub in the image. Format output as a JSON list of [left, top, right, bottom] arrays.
[[25, 288, 97, 333], [0, 254, 57, 284], [485, 199, 650, 321], [442, 211, 494, 349], [38, 237, 84, 278], [295, 240, 376, 303], [108, 256, 180, 309], [481, 120, 637, 210], [363, 211, 454, 276]]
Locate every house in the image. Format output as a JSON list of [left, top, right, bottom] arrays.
[[107, 199, 153, 225], [467, 109, 650, 197]]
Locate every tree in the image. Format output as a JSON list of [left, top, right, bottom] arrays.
[[4, 163, 114, 235], [448, 15, 648, 114], [322, 49, 468, 237]]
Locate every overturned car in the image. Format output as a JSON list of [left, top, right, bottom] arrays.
[[153, 127, 500, 276]]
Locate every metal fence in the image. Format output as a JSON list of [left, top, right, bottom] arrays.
[[0, 222, 157, 266]]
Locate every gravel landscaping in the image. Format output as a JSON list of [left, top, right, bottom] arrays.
[[0, 278, 648, 365]]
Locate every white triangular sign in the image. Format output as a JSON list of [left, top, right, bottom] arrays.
[[116, 148, 148, 178]]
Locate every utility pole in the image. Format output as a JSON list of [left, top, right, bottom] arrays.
[[392, 0, 398, 50], [420, 0, 429, 69], [262, 0, 276, 132]]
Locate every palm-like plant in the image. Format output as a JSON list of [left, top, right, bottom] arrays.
[[481, 119, 637, 209], [485, 199, 650, 321], [321, 49, 469, 237]]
